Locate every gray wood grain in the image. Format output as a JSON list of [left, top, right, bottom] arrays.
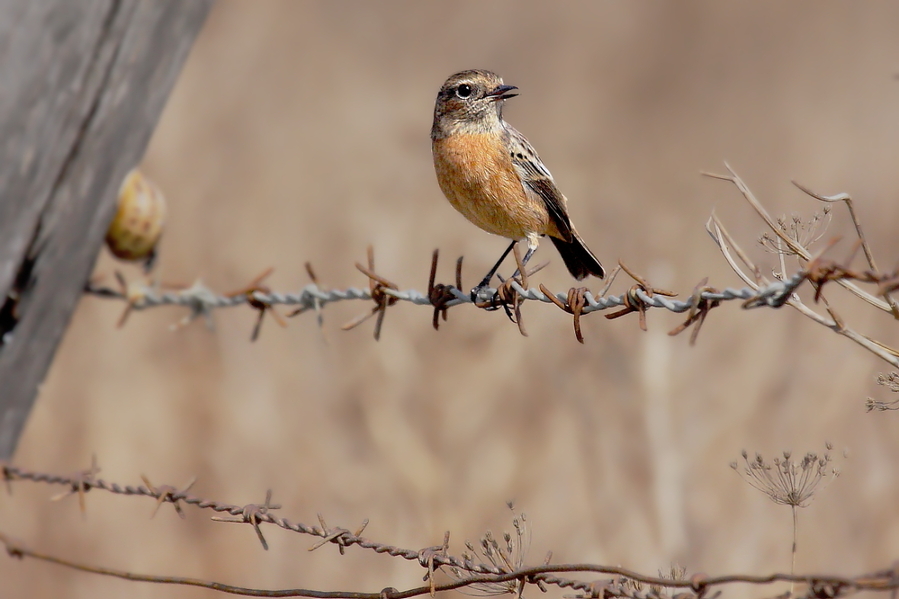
[[0, 0, 213, 458]]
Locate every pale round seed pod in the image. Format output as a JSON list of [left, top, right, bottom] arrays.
[[105, 168, 167, 270]]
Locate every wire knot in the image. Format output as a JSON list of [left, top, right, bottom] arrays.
[[427, 249, 464, 330], [308, 514, 369, 555], [210, 489, 281, 550], [343, 246, 400, 340], [226, 267, 286, 340], [604, 262, 677, 331], [668, 278, 720, 345], [539, 284, 591, 343]]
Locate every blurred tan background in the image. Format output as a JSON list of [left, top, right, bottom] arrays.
[[4, 2, 899, 597]]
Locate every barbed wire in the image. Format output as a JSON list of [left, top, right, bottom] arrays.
[[84, 164, 899, 358], [86, 246, 815, 345], [9, 166, 899, 595], [3, 462, 899, 599], [92, 268, 805, 315]]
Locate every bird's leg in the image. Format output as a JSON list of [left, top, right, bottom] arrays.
[[471, 240, 517, 301], [509, 246, 535, 280]]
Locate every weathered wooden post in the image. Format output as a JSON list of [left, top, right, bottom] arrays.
[[0, 0, 213, 458]]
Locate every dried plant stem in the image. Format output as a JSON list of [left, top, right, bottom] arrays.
[[705, 169, 899, 368], [704, 163, 892, 313], [791, 504, 798, 597], [792, 180, 899, 319], [732, 445, 840, 599]]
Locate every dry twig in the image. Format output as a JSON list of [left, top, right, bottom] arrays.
[[704, 164, 899, 367]]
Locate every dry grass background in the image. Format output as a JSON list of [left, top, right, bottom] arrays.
[[4, 2, 899, 598]]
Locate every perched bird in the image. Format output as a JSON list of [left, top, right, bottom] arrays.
[[431, 69, 604, 294]]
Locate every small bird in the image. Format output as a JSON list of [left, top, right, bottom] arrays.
[[431, 69, 604, 294]]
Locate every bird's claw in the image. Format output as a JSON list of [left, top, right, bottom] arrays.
[[470, 285, 489, 303]]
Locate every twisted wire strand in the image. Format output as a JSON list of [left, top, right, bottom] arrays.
[[87, 270, 805, 318], [3, 463, 898, 599]]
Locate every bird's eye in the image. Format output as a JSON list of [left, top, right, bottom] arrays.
[[455, 84, 473, 99]]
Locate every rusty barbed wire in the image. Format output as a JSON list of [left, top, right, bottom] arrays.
[[84, 246, 814, 341], [84, 164, 899, 360], [3, 462, 899, 599]]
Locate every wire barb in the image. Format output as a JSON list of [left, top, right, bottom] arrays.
[[210, 489, 281, 550], [604, 262, 678, 332], [419, 531, 451, 597], [308, 514, 370, 555], [427, 249, 464, 331], [48, 455, 100, 514], [140, 474, 196, 519], [342, 246, 400, 340], [539, 284, 592, 343], [226, 267, 287, 341], [667, 278, 720, 345]]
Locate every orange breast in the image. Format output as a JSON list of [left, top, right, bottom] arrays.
[[432, 132, 548, 239]]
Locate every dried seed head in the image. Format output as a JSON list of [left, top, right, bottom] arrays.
[[648, 563, 689, 597], [733, 443, 840, 508], [877, 372, 899, 392], [759, 208, 832, 255], [867, 372, 899, 411], [443, 504, 532, 596]]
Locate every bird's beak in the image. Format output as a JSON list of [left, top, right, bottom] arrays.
[[485, 84, 518, 101]]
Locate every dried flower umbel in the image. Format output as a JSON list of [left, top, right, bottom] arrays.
[[445, 505, 531, 597], [760, 207, 832, 257], [759, 207, 832, 282], [866, 371, 899, 412], [732, 443, 840, 594]]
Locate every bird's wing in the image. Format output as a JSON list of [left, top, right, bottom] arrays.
[[505, 124, 573, 242]]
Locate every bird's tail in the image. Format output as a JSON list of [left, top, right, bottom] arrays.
[[550, 232, 604, 280]]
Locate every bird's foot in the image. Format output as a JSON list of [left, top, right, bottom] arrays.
[[470, 284, 490, 303], [470, 274, 497, 304]]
